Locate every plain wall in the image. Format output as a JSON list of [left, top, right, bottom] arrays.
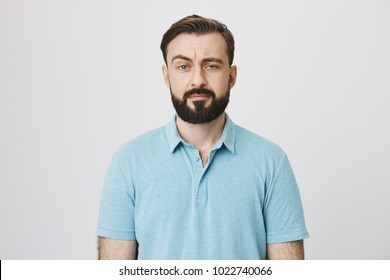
[[1, 0, 389, 259]]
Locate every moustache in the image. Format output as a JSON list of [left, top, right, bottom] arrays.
[[183, 88, 216, 100]]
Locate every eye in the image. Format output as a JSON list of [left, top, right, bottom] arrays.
[[178, 65, 189, 70], [206, 64, 219, 70]]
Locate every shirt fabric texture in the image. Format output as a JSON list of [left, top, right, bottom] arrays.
[[97, 114, 309, 259]]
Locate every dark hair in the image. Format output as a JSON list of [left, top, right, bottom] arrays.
[[160, 15, 235, 66]]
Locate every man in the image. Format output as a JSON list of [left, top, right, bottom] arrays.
[[97, 15, 309, 260]]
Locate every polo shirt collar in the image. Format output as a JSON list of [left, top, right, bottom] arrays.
[[216, 113, 236, 153], [164, 113, 236, 154], [165, 115, 182, 153]]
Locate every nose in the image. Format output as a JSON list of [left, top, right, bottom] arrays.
[[191, 66, 207, 88]]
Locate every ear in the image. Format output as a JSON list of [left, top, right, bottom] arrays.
[[229, 65, 237, 89], [162, 65, 170, 89]]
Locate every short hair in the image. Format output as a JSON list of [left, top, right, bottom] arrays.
[[160, 15, 235, 66]]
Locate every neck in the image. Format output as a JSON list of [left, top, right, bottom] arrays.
[[176, 113, 226, 152]]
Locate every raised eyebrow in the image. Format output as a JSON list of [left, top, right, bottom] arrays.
[[171, 55, 191, 64]]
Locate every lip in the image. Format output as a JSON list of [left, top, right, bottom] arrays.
[[189, 94, 210, 101]]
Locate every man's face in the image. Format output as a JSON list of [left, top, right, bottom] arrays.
[[163, 32, 237, 124]]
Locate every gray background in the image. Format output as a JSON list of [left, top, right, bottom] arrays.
[[1, 0, 389, 259]]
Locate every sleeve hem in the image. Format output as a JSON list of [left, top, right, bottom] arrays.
[[266, 229, 309, 244], [96, 228, 136, 240]]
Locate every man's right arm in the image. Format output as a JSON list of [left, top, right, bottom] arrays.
[[98, 237, 138, 260]]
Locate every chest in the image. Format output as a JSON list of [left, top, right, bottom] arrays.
[[133, 147, 266, 218]]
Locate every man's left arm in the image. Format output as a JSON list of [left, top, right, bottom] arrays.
[[266, 240, 304, 260]]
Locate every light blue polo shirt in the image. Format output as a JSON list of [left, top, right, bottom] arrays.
[[97, 114, 309, 259]]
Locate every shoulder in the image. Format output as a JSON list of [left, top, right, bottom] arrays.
[[235, 125, 287, 158], [113, 125, 167, 161]]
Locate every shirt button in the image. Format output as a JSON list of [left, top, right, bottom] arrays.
[[194, 155, 200, 161]]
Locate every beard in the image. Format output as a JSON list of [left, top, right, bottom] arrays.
[[170, 86, 230, 124]]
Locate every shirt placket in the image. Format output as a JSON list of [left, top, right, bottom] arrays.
[[182, 142, 220, 200]]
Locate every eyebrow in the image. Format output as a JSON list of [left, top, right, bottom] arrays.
[[203, 57, 224, 64], [171, 55, 224, 65]]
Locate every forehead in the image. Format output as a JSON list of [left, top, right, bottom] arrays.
[[166, 32, 228, 63]]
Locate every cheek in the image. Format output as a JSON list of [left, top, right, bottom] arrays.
[[211, 77, 230, 95], [168, 75, 189, 93]]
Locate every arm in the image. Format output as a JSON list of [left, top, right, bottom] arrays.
[[266, 240, 304, 260], [98, 237, 138, 260]]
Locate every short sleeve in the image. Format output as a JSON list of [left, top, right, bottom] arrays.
[[263, 153, 309, 244], [96, 155, 136, 240]]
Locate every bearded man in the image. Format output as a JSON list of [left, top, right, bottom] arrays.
[[97, 15, 309, 260]]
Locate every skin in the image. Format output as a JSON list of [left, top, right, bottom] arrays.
[[267, 240, 305, 260], [98, 237, 137, 260], [98, 32, 305, 260]]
